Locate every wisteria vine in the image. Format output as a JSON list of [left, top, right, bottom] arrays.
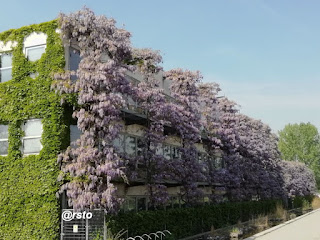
[[53, 8, 316, 212]]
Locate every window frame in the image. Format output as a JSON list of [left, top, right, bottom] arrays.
[[0, 124, 9, 156], [25, 44, 46, 62], [0, 52, 13, 83], [21, 119, 43, 155], [121, 134, 145, 157], [70, 124, 82, 148], [124, 134, 138, 157], [122, 196, 149, 212], [69, 46, 81, 81]]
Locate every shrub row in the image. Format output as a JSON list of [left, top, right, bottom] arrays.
[[106, 199, 279, 239], [291, 195, 314, 209]]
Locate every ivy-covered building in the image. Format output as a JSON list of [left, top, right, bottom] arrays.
[[0, 21, 66, 239]]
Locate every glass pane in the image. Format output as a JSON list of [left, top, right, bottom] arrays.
[[70, 48, 81, 81], [112, 134, 124, 153], [197, 152, 202, 162], [70, 125, 81, 144], [0, 141, 8, 155], [23, 119, 42, 137], [215, 157, 222, 169], [23, 138, 42, 154], [125, 136, 136, 156], [0, 125, 8, 139], [163, 145, 171, 160], [0, 68, 12, 82], [136, 138, 143, 156], [26, 46, 46, 61], [70, 47, 81, 71], [0, 53, 12, 68], [137, 197, 147, 211], [155, 144, 163, 155], [172, 146, 180, 159], [30, 72, 39, 79], [125, 197, 136, 212]]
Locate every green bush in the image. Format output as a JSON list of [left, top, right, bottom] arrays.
[[292, 195, 314, 209], [106, 200, 279, 239]]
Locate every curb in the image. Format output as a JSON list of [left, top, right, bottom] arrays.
[[244, 208, 320, 239]]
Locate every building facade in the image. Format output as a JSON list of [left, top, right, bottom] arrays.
[[0, 19, 225, 239]]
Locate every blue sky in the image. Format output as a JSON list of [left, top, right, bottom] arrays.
[[1, 0, 319, 133]]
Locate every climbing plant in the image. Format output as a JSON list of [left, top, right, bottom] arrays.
[[0, 8, 317, 240], [53, 8, 317, 213], [0, 20, 65, 239]]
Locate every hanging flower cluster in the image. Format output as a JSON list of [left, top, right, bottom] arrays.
[[54, 8, 316, 212], [54, 8, 133, 212], [129, 48, 172, 207], [198, 83, 315, 202], [279, 161, 316, 197], [164, 69, 206, 204]]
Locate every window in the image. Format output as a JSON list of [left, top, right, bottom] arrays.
[[0, 125, 9, 155], [123, 197, 136, 212], [163, 145, 171, 160], [137, 197, 147, 211], [21, 119, 42, 154], [113, 134, 182, 160], [215, 157, 224, 169], [125, 135, 136, 156], [69, 47, 81, 70], [162, 144, 181, 160], [121, 134, 144, 157], [0, 53, 12, 83], [136, 138, 143, 156], [155, 144, 163, 155], [69, 47, 81, 80], [70, 125, 81, 148], [30, 72, 39, 79], [25, 45, 46, 61], [171, 146, 181, 159], [122, 196, 148, 212], [112, 134, 125, 153]]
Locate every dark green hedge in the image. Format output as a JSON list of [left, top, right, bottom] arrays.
[[107, 200, 279, 239], [291, 195, 314, 209], [0, 21, 66, 239]]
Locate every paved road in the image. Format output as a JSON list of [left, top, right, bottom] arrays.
[[245, 209, 320, 240]]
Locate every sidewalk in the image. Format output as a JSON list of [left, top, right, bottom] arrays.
[[245, 208, 320, 240]]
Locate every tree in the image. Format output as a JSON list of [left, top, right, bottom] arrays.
[[278, 123, 320, 188], [279, 161, 316, 197]]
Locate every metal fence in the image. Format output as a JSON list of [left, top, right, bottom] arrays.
[[61, 209, 105, 240], [61, 209, 172, 240]]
